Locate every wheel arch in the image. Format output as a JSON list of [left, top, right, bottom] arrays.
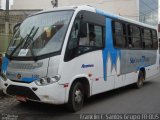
[[65, 75, 91, 104], [71, 77, 91, 98]]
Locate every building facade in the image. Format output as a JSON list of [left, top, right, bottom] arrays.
[[11, 0, 53, 10], [11, 0, 139, 21], [11, 0, 159, 27], [139, 0, 158, 26], [58, 0, 139, 21]]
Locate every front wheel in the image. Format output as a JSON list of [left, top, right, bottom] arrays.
[[67, 82, 84, 112], [136, 71, 145, 88]]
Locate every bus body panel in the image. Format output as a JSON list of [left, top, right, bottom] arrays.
[[59, 50, 103, 101]]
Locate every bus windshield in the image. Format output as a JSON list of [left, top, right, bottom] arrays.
[[6, 10, 74, 58]]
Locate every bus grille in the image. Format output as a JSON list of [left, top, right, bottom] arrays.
[[6, 85, 40, 101], [8, 62, 43, 70]]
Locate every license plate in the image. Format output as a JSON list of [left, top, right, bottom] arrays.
[[16, 96, 27, 102]]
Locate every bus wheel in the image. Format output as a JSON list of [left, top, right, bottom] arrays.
[[67, 82, 84, 112], [136, 71, 144, 88]]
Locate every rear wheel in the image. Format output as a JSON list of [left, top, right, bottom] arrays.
[[136, 71, 145, 88], [67, 82, 84, 112]]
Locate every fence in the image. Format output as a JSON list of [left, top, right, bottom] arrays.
[[0, 10, 41, 71]]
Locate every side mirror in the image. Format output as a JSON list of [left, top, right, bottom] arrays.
[[78, 21, 87, 38], [13, 23, 21, 34]]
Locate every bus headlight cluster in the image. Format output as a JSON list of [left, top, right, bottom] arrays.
[[35, 75, 61, 86]]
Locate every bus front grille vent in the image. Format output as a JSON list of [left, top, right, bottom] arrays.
[[8, 62, 43, 70]]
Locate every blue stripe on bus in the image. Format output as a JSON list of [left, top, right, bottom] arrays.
[[21, 77, 38, 82], [96, 9, 118, 19], [102, 18, 121, 81], [1, 57, 9, 74]]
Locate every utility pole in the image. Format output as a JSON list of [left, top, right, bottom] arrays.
[[5, 0, 9, 32], [5, 0, 9, 51]]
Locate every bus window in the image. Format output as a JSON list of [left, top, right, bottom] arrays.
[[113, 21, 127, 48], [93, 25, 103, 47], [128, 25, 141, 49], [79, 22, 89, 46], [142, 29, 152, 49], [152, 30, 158, 49], [68, 19, 80, 50], [78, 23, 103, 53], [65, 20, 104, 61]]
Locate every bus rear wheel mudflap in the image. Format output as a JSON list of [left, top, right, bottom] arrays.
[[67, 82, 84, 112]]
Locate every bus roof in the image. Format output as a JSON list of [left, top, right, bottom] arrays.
[[95, 8, 156, 30], [30, 5, 157, 30]]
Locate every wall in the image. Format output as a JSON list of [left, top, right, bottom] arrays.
[[11, 0, 139, 21], [11, 0, 53, 10]]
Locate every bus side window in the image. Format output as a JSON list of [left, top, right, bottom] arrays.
[[142, 28, 152, 49], [128, 25, 141, 49], [152, 30, 158, 49], [79, 22, 89, 46], [64, 19, 80, 61], [113, 21, 127, 48], [68, 20, 80, 50], [64, 11, 105, 62]]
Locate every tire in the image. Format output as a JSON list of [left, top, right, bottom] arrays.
[[136, 71, 144, 89], [67, 82, 84, 112]]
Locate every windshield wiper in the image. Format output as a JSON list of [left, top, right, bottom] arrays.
[[8, 35, 28, 60], [24, 27, 39, 61], [22, 27, 39, 49], [8, 26, 39, 61], [9, 27, 35, 60]]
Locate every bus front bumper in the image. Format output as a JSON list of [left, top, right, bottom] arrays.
[[0, 78, 66, 105]]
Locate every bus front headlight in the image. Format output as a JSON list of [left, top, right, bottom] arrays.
[[34, 75, 61, 86]]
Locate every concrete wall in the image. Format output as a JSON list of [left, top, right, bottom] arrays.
[[0, 33, 12, 52], [11, 0, 53, 10]]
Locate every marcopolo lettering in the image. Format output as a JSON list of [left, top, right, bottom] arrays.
[[81, 64, 94, 68]]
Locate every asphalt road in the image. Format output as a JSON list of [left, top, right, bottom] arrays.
[[0, 74, 160, 120]]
